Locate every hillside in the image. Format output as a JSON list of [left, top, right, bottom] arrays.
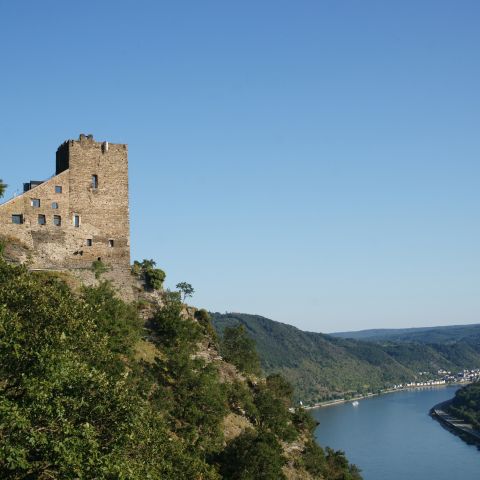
[[212, 313, 480, 404], [331, 323, 480, 344], [0, 258, 362, 480], [448, 382, 480, 430]]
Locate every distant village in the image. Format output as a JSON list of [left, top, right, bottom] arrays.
[[392, 368, 480, 390]]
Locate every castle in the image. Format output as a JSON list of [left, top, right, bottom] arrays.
[[0, 134, 131, 285]]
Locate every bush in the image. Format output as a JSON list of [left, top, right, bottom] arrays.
[[0, 259, 219, 479], [218, 429, 286, 480], [254, 384, 297, 442], [292, 407, 318, 434], [132, 259, 166, 290], [195, 309, 219, 344], [226, 380, 258, 420], [81, 281, 141, 357], [220, 324, 261, 376], [91, 259, 109, 279]]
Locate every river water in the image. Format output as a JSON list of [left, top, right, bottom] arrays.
[[311, 386, 480, 480]]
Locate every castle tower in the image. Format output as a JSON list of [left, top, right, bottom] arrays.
[[0, 134, 130, 273]]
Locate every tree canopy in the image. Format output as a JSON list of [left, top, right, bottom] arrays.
[[132, 259, 166, 290], [220, 324, 261, 376], [0, 179, 6, 198]]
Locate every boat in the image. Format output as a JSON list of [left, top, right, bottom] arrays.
[[352, 400, 359, 407]]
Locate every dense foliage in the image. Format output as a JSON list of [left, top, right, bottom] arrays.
[[91, 259, 110, 279], [0, 179, 6, 198], [132, 259, 166, 290], [220, 324, 261, 376], [332, 324, 480, 343], [449, 382, 480, 430], [0, 260, 362, 479], [212, 313, 480, 403], [0, 261, 215, 479]]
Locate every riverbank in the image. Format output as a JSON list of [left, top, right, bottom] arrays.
[[307, 382, 467, 410], [430, 400, 480, 446]]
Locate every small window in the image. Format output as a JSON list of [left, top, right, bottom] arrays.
[[31, 199, 40, 208], [38, 214, 46, 225], [109, 239, 114, 248], [53, 215, 61, 226], [92, 175, 98, 189], [51, 202, 58, 209], [73, 215, 80, 228], [12, 214, 23, 224], [86, 239, 93, 246], [55, 186, 62, 193]]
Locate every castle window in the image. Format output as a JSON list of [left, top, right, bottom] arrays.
[[92, 175, 98, 189], [109, 239, 114, 247], [53, 215, 61, 226], [86, 239, 92, 246], [51, 202, 58, 209], [73, 215, 80, 228], [55, 186, 62, 194], [31, 198, 40, 208], [12, 214, 23, 224], [38, 214, 46, 225]]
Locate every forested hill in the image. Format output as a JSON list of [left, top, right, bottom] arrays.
[[211, 313, 480, 404], [0, 259, 362, 479], [331, 323, 480, 344], [448, 382, 480, 430]]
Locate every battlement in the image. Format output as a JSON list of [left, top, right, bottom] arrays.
[[56, 134, 127, 175]]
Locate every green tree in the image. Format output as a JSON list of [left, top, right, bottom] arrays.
[[266, 374, 294, 407], [0, 179, 6, 198], [254, 384, 297, 441], [220, 324, 261, 376], [194, 309, 219, 344], [81, 281, 141, 356], [176, 281, 195, 301], [218, 430, 286, 480], [149, 293, 227, 455], [132, 259, 166, 290]]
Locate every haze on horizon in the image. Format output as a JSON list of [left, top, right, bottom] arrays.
[[1, 1, 479, 333]]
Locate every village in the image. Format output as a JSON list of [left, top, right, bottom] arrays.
[[392, 368, 480, 390]]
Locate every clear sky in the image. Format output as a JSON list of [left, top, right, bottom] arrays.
[[1, 1, 479, 333]]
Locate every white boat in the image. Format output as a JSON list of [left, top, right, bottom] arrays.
[[352, 400, 359, 407]]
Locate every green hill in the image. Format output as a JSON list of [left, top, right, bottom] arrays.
[[448, 382, 480, 430], [212, 313, 480, 404], [331, 323, 480, 344], [0, 259, 363, 479]]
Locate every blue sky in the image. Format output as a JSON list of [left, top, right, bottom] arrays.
[[1, 1, 479, 332]]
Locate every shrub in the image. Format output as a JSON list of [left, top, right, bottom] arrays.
[[91, 259, 109, 279], [195, 309, 219, 344], [218, 429, 286, 480], [220, 324, 261, 376], [132, 259, 166, 290]]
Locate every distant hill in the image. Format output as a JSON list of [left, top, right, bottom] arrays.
[[212, 313, 480, 404], [331, 323, 480, 344]]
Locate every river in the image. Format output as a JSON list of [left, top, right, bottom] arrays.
[[311, 386, 480, 480]]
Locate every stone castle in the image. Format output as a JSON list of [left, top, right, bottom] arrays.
[[0, 134, 132, 290]]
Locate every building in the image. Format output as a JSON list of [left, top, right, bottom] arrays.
[[0, 134, 130, 275]]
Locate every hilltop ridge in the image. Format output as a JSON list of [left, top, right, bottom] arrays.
[[212, 313, 480, 404]]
